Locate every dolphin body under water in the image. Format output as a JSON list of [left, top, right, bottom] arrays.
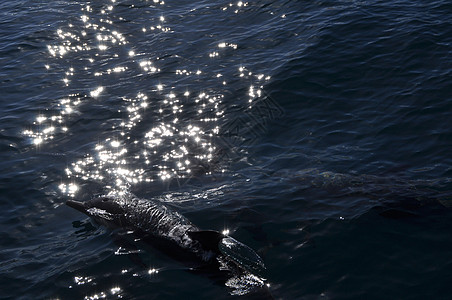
[[66, 194, 270, 296]]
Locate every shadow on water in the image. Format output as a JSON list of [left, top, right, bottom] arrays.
[[276, 167, 450, 202]]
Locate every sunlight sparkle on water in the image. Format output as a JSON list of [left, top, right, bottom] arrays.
[[30, 0, 274, 201], [84, 292, 107, 300], [74, 276, 92, 285], [33, 137, 43, 145], [148, 268, 159, 275], [90, 86, 104, 98], [36, 116, 46, 123], [59, 183, 80, 197], [111, 140, 120, 147], [110, 287, 121, 295]]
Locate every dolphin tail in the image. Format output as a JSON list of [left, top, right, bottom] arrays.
[[188, 230, 266, 276]]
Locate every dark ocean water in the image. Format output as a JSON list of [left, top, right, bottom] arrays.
[[1, 0, 451, 299]]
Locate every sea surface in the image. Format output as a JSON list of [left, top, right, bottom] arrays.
[[1, 0, 451, 299]]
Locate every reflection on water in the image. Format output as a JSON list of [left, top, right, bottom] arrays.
[[24, 1, 273, 196], [18, 1, 287, 298]]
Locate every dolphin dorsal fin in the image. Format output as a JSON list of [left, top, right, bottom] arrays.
[[187, 230, 224, 252]]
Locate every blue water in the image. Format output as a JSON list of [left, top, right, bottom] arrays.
[[1, 0, 451, 299]]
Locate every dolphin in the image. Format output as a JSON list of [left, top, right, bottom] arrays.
[[66, 194, 270, 296]]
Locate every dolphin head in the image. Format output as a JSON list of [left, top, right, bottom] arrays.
[[66, 196, 126, 227]]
